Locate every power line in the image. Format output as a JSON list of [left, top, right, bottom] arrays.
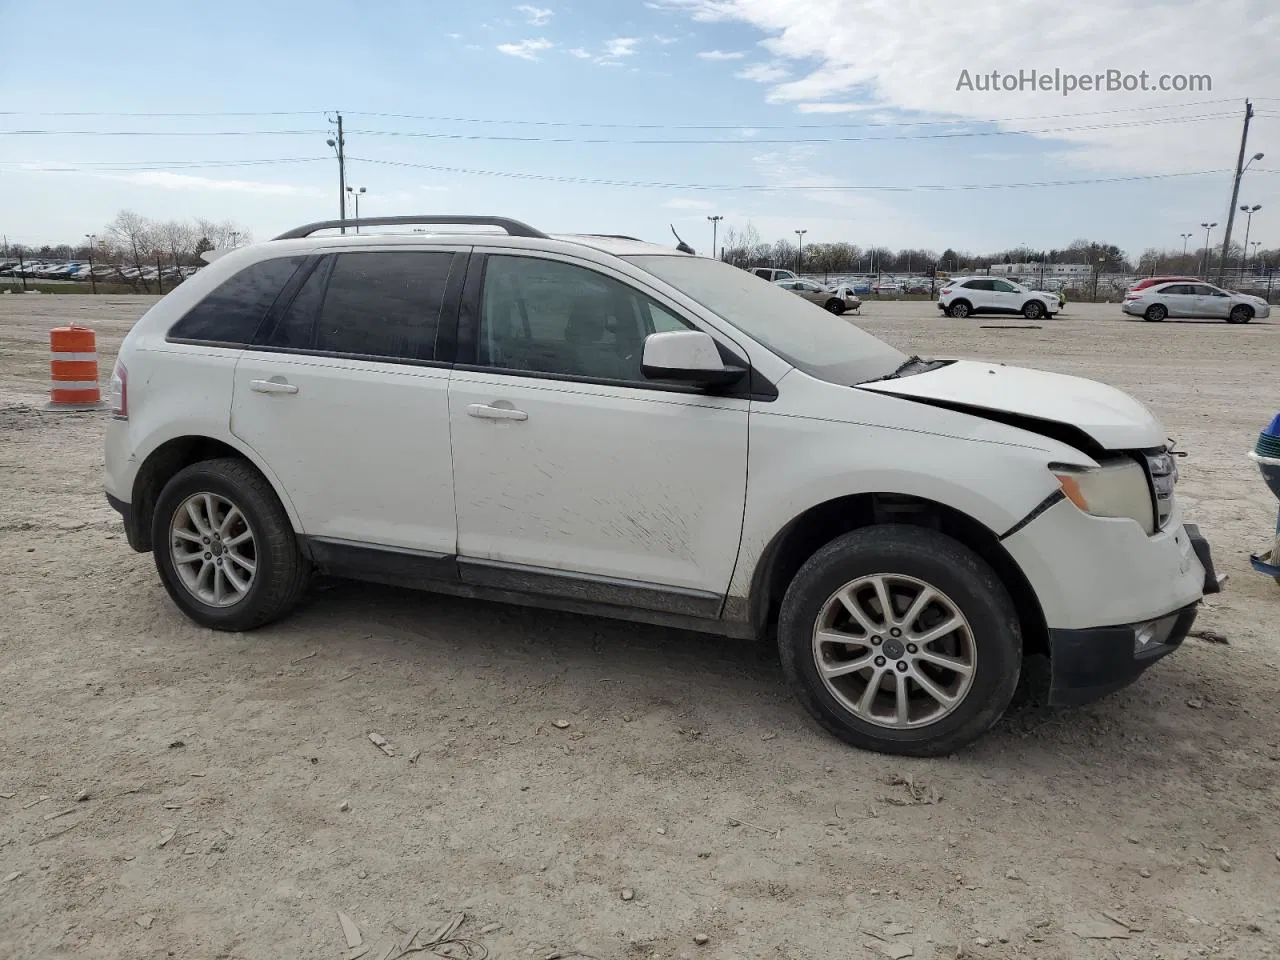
[[0, 157, 328, 171], [0, 110, 327, 118], [345, 98, 1244, 128], [348, 156, 1252, 192], [0, 99, 1241, 127], [0, 129, 323, 137], [0, 113, 1233, 144], [344, 113, 1232, 145]]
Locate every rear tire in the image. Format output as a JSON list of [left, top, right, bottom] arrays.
[[151, 457, 311, 631], [1228, 304, 1253, 324], [776, 525, 1022, 757], [1144, 304, 1167, 322], [825, 299, 846, 315], [948, 301, 972, 319]]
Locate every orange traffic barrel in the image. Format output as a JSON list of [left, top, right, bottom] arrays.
[[46, 324, 105, 410]]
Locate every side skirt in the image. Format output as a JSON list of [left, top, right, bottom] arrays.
[[299, 536, 755, 639]]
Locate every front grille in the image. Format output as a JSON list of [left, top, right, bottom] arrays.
[[1143, 448, 1177, 531]]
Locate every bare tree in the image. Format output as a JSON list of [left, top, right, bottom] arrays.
[[106, 210, 157, 291], [155, 219, 196, 270]]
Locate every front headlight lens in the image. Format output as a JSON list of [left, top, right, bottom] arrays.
[[1052, 458, 1154, 534]]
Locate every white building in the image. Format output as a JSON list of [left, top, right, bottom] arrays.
[[987, 262, 1092, 277]]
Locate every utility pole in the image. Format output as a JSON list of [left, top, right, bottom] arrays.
[[326, 112, 347, 234], [706, 215, 723, 261], [794, 229, 806, 274], [1217, 99, 1255, 284]]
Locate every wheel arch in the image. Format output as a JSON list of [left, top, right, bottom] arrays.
[[745, 492, 1048, 657], [128, 434, 302, 552]]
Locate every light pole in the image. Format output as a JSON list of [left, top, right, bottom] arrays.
[[347, 186, 367, 232], [1199, 221, 1217, 279], [84, 233, 97, 295], [1239, 203, 1261, 274], [706, 215, 723, 261], [229, 231, 240, 249], [1179, 232, 1194, 271], [794, 229, 807, 274], [1251, 240, 1261, 274], [1092, 255, 1106, 301]]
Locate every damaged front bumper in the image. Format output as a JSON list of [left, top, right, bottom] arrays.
[[1046, 523, 1221, 707]]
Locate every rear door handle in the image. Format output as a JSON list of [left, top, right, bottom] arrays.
[[250, 378, 299, 395], [466, 403, 528, 422]]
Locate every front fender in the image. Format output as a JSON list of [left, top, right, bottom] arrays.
[[728, 407, 1067, 601]]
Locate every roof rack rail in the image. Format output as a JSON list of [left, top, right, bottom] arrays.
[[577, 233, 644, 241], [272, 215, 548, 241]]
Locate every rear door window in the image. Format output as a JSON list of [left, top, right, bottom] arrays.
[[168, 256, 307, 345], [257, 251, 456, 362]]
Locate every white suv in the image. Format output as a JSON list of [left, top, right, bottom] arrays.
[[104, 215, 1221, 757], [938, 277, 1060, 319]]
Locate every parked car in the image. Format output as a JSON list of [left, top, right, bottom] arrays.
[[1127, 275, 1200, 294], [774, 277, 860, 315], [1122, 281, 1270, 323], [938, 277, 1061, 320], [104, 214, 1220, 757], [750, 267, 797, 282]]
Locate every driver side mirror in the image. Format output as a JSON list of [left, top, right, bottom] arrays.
[[641, 331, 746, 387]]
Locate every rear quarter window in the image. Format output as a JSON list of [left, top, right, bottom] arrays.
[[167, 256, 307, 345]]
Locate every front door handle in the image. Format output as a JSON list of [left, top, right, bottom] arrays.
[[249, 378, 299, 395], [466, 403, 528, 422]]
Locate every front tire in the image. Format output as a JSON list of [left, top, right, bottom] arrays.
[[777, 526, 1022, 757], [1228, 304, 1253, 324], [824, 299, 846, 315], [947, 300, 972, 319], [152, 457, 311, 631], [1144, 304, 1167, 322], [1022, 300, 1045, 320]]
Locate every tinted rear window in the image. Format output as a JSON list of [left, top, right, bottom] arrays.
[[312, 251, 454, 361], [168, 256, 306, 345]]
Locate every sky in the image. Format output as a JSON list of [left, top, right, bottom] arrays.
[[1, 0, 1278, 260]]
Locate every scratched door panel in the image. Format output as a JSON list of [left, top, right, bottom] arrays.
[[448, 370, 749, 595]]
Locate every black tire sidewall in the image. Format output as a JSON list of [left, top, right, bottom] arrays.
[[151, 461, 295, 629], [1145, 305, 1166, 321], [949, 301, 970, 318], [1023, 300, 1044, 319], [826, 299, 845, 315], [777, 526, 1022, 756], [1229, 306, 1252, 323]]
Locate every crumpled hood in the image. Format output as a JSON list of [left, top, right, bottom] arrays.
[[858, 359, 1166, 451]]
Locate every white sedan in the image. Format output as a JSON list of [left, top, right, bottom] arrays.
[[1122, 281, 1270, 323]]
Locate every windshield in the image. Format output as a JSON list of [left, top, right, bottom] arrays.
[[628, 254, 906, 384]]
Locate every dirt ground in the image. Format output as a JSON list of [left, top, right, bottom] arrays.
[[2, 293, 1278, 960]]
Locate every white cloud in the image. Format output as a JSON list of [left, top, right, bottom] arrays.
[[664, 197, 716, 210], [568, 47, 593, 59], [516, 4, 554, 26], [603, 36, 640, 58], [446, 32, 462, 39], [653, 34, 681, 44], [736, 61, 789, 83], [697, 49, 746, 60], [659, 0, 1280, 176], [496, 38, 554, 60], [105, 171, 323, 197], [738, 128, 759, 137]]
